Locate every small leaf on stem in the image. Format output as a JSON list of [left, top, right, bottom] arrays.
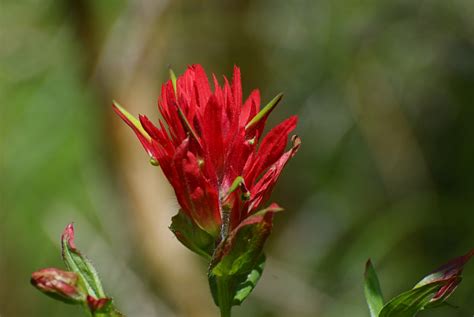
[[364, 259, 384, 317]]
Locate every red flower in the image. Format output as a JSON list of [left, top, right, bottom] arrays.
[[113, 65, 299, 238]]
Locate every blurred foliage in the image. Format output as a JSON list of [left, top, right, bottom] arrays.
[[2, 0, 474, 316]]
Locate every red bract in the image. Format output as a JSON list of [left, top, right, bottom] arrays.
[[416, 248, 474, 303], [113, 65, 299, 238]]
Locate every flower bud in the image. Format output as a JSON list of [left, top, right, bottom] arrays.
[[87, 295, 112, 313], [31, 268, 85, 304]]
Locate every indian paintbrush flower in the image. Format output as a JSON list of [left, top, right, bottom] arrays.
[[113, 64, 300, 315], [113, 65, 299, 240]]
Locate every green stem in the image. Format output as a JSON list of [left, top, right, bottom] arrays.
[[216, 276, 232, 317]]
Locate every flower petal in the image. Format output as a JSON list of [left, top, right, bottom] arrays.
[[250, 135, 301, 211]]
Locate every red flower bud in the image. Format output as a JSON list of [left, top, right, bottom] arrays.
[[31, 268, 84, 304], [415, 249, 474, 303], [87, 295, 112, 312]]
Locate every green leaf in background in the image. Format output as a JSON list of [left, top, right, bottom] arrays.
[[169, 209, 215, 260], [378, 281, 446, 317], [364, 259, 384, 317]]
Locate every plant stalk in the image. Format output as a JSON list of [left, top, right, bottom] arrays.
[[216, 276, 232, 317]]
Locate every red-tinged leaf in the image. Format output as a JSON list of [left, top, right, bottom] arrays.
[[210, 203, 282, 276], [208, 204, 282, 309], [415, 249, 474, 305]]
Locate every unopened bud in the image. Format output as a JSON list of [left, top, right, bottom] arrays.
[[31, 268, 85, 304], [87, 295, 112, 312]]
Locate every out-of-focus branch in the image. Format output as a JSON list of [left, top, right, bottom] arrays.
[[64, 1, 216, 316], [346, 59, 434, 198]]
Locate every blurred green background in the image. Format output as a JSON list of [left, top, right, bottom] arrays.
[[1, 0, 474, 316]]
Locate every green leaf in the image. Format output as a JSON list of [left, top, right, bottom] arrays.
[[364, 259, 384, 317], [61, 224, 106, 299], [378, 281, 445, 317], [208, 255, 266, 308], [233, 254, 266, 305], [169, 210, 215, 260]]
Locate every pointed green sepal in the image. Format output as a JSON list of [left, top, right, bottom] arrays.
[[225, 176, 250, 202], [169, 67, 178, 96], [245, 93, 283, 130], [112, 101, 151, 143]]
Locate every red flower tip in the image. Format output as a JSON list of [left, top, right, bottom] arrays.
[[61, 223, 76, 251], [416, 248, 474, 303], [87, 295, 111, 312], [430, 248, 474, 281]]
